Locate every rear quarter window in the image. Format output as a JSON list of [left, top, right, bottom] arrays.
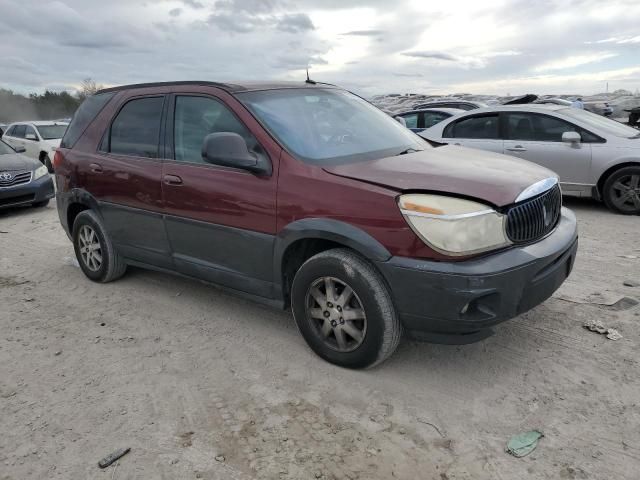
[[61, 92, 115, 148]]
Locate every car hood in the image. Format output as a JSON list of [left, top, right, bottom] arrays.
[[0, 152, 40, 171], [44, 139, 62, 149], [322, 145, 558, 207]]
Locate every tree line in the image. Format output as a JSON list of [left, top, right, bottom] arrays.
[[0, 79, 102, 124]]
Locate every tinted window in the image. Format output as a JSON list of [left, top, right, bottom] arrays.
[[5, 126, 15, 136], [174, 96, 257, 164], [448, 114, 499, 139], [506, 112, 591, 142], [61, 92, 115, 148], [110, 97, 164, 158], [13, 125, 26, 138], [37, 125, 68, 140], [423, 111, 450, 128], [400, 113, 419, 129], [25, 125, 38, 140]]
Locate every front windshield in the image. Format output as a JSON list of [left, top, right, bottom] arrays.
[[560, 108, 639, 138], [0, 139, 15, 155], [36, 124, 68, 140], [238, 88, 426, 164]]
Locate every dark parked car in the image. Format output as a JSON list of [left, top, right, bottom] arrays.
[[395, 108, 464, 133], [54, 81, 578, 368], [0, 139, 54, 209]]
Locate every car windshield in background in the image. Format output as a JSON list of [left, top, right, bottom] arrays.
[[238, 88, 426, 164], [36, 125, 68, 140], [0, 140, 15, 155], [560, 108, 640, 138]]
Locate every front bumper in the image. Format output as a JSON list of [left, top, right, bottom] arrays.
[[0, 174, 54, 209], [376, 207, 578, 343]]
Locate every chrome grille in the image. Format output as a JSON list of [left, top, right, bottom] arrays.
[[0, 171, 32, 188], [506, 185, 562, 243]]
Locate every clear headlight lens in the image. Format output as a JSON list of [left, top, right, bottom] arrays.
[[398, 194, 511, 256], [33, 165, 48, 179]]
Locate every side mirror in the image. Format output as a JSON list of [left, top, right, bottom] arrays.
[[562, 131, 581, 144], [394, 116, 407, 127], [14, 146, 26, 153], [25, 133, 38, 141], [201, 132, 270, 175]]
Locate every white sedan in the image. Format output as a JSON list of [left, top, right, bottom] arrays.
[[2, 121, 68, 173], [420, 105, 640, 214]]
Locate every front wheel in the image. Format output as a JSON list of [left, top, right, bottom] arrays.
[[72, 210, 127, 282], [603, 166, 640, 215], [291, 249, 401, 369]]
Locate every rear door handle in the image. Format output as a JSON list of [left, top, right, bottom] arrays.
[[163, 174, 183, 186], [506, 146, 527, 152], [89, 163, 103, 173]]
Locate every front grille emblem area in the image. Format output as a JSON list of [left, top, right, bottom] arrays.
[[0, 172, 13, 181]]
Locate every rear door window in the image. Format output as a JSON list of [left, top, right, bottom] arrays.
[[13, 125, 26, 138], [400, 113, 419, 129], [423, 111, 450, 128], [446, 114, 499, 139], [109, 97, 165, 158]]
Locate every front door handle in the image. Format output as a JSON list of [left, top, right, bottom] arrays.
[[506, 146, 527, 152], [163, 174, 183, 186], [89, 163, 103, 173]]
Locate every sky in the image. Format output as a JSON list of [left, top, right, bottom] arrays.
[[0, 0, 639, 97]]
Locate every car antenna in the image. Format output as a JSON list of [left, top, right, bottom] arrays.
[[305, 68, 316, 85]]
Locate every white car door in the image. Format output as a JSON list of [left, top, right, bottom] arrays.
[[23, 125, 41, 159], [503, 112, 593, 189], [442, 113, 504, 154]]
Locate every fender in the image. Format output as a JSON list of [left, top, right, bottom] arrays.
[[273, 218, 392, 283], [57, 187, 103, 236]]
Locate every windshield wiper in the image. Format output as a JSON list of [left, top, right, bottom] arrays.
[[395, 148, 423, 156]]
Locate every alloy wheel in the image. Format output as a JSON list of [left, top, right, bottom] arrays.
[[610, 174, 640, 212], [78, 225, 103, 272], [305, 276, 367, 352]]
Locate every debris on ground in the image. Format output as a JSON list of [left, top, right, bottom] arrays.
[[506, 430, 543, 458], [98, 447, 131, 469], [623, 280, 640, 287], [583, 320, 623, 341], [618, 255, 638, 259], [215, 454, 225, 462], [63, 256, 80, 268]]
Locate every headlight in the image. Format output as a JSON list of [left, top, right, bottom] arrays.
[[398, 194, 511, 256], [33, 165, 48, 179]]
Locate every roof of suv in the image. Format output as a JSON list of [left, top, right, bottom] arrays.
[[97, 80, 339, 94]]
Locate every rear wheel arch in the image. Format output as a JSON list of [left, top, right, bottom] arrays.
[[597, 161, 640, 197], [65, 189, 102, 232]]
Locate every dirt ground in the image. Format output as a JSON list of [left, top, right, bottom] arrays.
[[1, 196, 639, 480]]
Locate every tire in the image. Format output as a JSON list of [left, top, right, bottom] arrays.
[[602, 166, 640, 215], [44, 155, 54, 173], [72, 210, 127, 283], [32, 199, 50, 208], [291, 248, 401, 369]]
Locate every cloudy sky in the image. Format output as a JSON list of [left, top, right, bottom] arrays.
[[0, 0, 639, 96]]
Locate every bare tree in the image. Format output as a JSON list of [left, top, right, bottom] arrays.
[[77, 78, 103, 100]]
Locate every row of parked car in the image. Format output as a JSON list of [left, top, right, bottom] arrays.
[[394, 99, 640, 215]]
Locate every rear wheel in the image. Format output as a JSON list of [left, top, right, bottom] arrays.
[[72, 210, 127, 282], [291, 249, 401, 369], [603, 166, 640, 215]]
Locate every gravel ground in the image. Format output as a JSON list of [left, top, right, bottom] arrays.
[[1, 197, 639, 480]]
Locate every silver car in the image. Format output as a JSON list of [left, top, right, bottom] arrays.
[[421, 105, 640, 214]]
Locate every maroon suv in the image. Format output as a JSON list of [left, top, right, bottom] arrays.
[[54, 81, 578, 368]]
